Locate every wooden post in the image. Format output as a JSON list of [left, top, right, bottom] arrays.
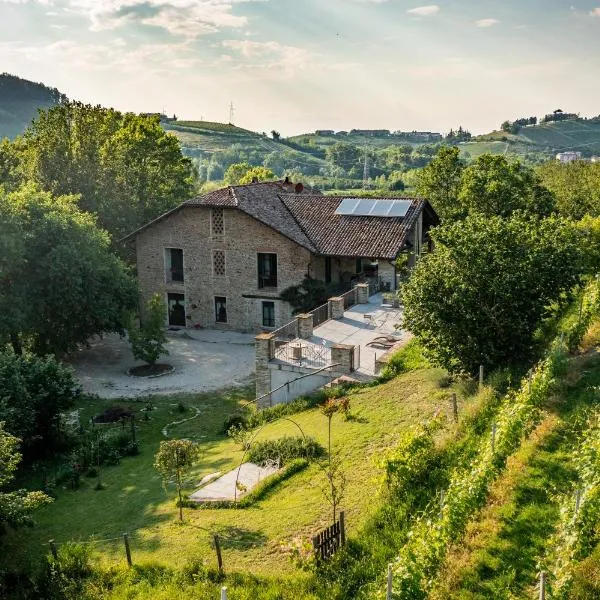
[[213, 534, 223, 573], [575, 488, 582, 514], [479, 365, 484, 388], [123, 533, 132, 567], [491, 423, 497, 454], [539, 571, 546, 600], [451, 393, 458, 423], [49, 539, 58, 560], [220, 586, 228, 600], [312, 535, 320, 561], [386, 563, 393, 600], [439, 489, 445, 519], [339, 510, 346, 546]]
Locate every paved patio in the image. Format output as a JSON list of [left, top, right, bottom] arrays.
[[311, 293, 408, 377], [189, 462, 279, 502]]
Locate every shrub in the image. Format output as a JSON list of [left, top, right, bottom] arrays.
[[222, 412, 249, 434], [379, 339, 429, 381], [128, 294, 169, 366], [92, 405, 134, 423], [248, 436, 324, 465]]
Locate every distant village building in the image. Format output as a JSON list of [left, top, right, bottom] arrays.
[[350, 129, 391, 137], [315, 130, 335, 136], [393, 131, 443, 142], [556, 151, 582, 163], [124, 180, 438, 333]]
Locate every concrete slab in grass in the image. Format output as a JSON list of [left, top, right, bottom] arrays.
[[189, 462, 279, 502]]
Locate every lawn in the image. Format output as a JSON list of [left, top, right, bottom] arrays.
[[2, 366, 461, 578]]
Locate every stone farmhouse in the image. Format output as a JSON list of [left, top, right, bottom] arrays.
[[124, 180, 438, 333]]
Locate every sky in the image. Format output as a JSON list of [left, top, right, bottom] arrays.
[[1, 0, 600, 136]]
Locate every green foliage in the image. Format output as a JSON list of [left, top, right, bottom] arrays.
[[247, 436, 324, 465], [280, 277, 341, 314], [16, 102, 195, 240], [403, 213, 584, 374], [128, 295, 169, 366], [459, 154, 555, 218], [223, 161, 252, 185], [385, 282, 599, 599], [0, 422, 52, 531], [0, 185, 138, 356], [154, 439, 200, 521], [379, 421, 442, 496], [538, 160, 600, 219], [415, 146, 464, 220], [0, 352, 80, 456], [238, 166, 276, 184], [378, 339, 429, 380]]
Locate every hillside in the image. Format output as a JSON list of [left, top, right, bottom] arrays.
[[0, 73, 66, 139]]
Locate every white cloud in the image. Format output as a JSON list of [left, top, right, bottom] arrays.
[[221, 39, 312, 72], [406, 5, 440, 17], [476, 18, 500, 27], [591, 8, 600, 17]]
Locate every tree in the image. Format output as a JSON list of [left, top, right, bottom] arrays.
[[239, 166, 276, 184], [0, 185, 138, 356], [415, 146, 464, 220], [537, 160, 600, 219], [0, 422, 52, 531], [154, 439, 200, 521], [402, 214, 584, 374], [19, 102, 195, 240], [129, 294, 169, 367], [271, 130, 281, 140], [319, 398, 349, 524], [325, 142, 362, 174], [0, 353, 81, 458], [223, 161, 252, 185], [459, 154, 555, 218]]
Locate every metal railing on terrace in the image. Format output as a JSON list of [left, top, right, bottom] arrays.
[[273, 340, 332, 369], [310, 303, 330, 328], [270, 318, 298, 342], [341, 287, 358, 310]]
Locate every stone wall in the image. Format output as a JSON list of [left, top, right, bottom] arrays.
[[135, 206, 312, 332]]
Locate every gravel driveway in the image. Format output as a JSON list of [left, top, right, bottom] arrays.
[[68, 330, 255, 399]]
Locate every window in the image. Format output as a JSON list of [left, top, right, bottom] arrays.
[[166, 248, 184, 283], [262, 301, 275, 328], [213, 250, 226, 276], [211, 208, 224, 237], [215, 296, 227, 323], [258, 253, 277, 288], [167, 293, 186, 326], [325, 257, 332, 284], [355, 258, 362, 274]]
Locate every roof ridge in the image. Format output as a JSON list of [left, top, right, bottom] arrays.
[[277, 194, 319, 252]]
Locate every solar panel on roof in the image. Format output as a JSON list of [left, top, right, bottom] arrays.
[[369, 200, 393, 216], [387, 200, 413, 217], [336, 198, 361, 215], [334, 197, 413, 217]]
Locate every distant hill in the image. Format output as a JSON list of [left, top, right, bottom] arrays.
[[0, 73, 67, 139]]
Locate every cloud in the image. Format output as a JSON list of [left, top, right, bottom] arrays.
[[62, 0, 250, 38], [591, 8, 600, 17], [476, 18, 500, 27], [221, 39, 312, 72], [406, 5, 440, 17]]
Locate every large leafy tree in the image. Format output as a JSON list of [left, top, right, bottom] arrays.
[[0, 423, 52, 531], [459, 154, 555, 218], [402, 214, 584, 374], [415, 146, 465, 220], [0, 185, 137, 356], [0, 353, 80, 457], [537, 160, 600, 219], [18, 102, 195, 239]]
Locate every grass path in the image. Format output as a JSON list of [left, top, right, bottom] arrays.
[[430, 350, 600, 599]]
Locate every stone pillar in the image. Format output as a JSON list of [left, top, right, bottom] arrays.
[[255, 333, 274, 409], [356, 283, 369, 304], [331, 344, 355, 376], [328, 296, 344, 320], [297, 314, 313, 339]]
